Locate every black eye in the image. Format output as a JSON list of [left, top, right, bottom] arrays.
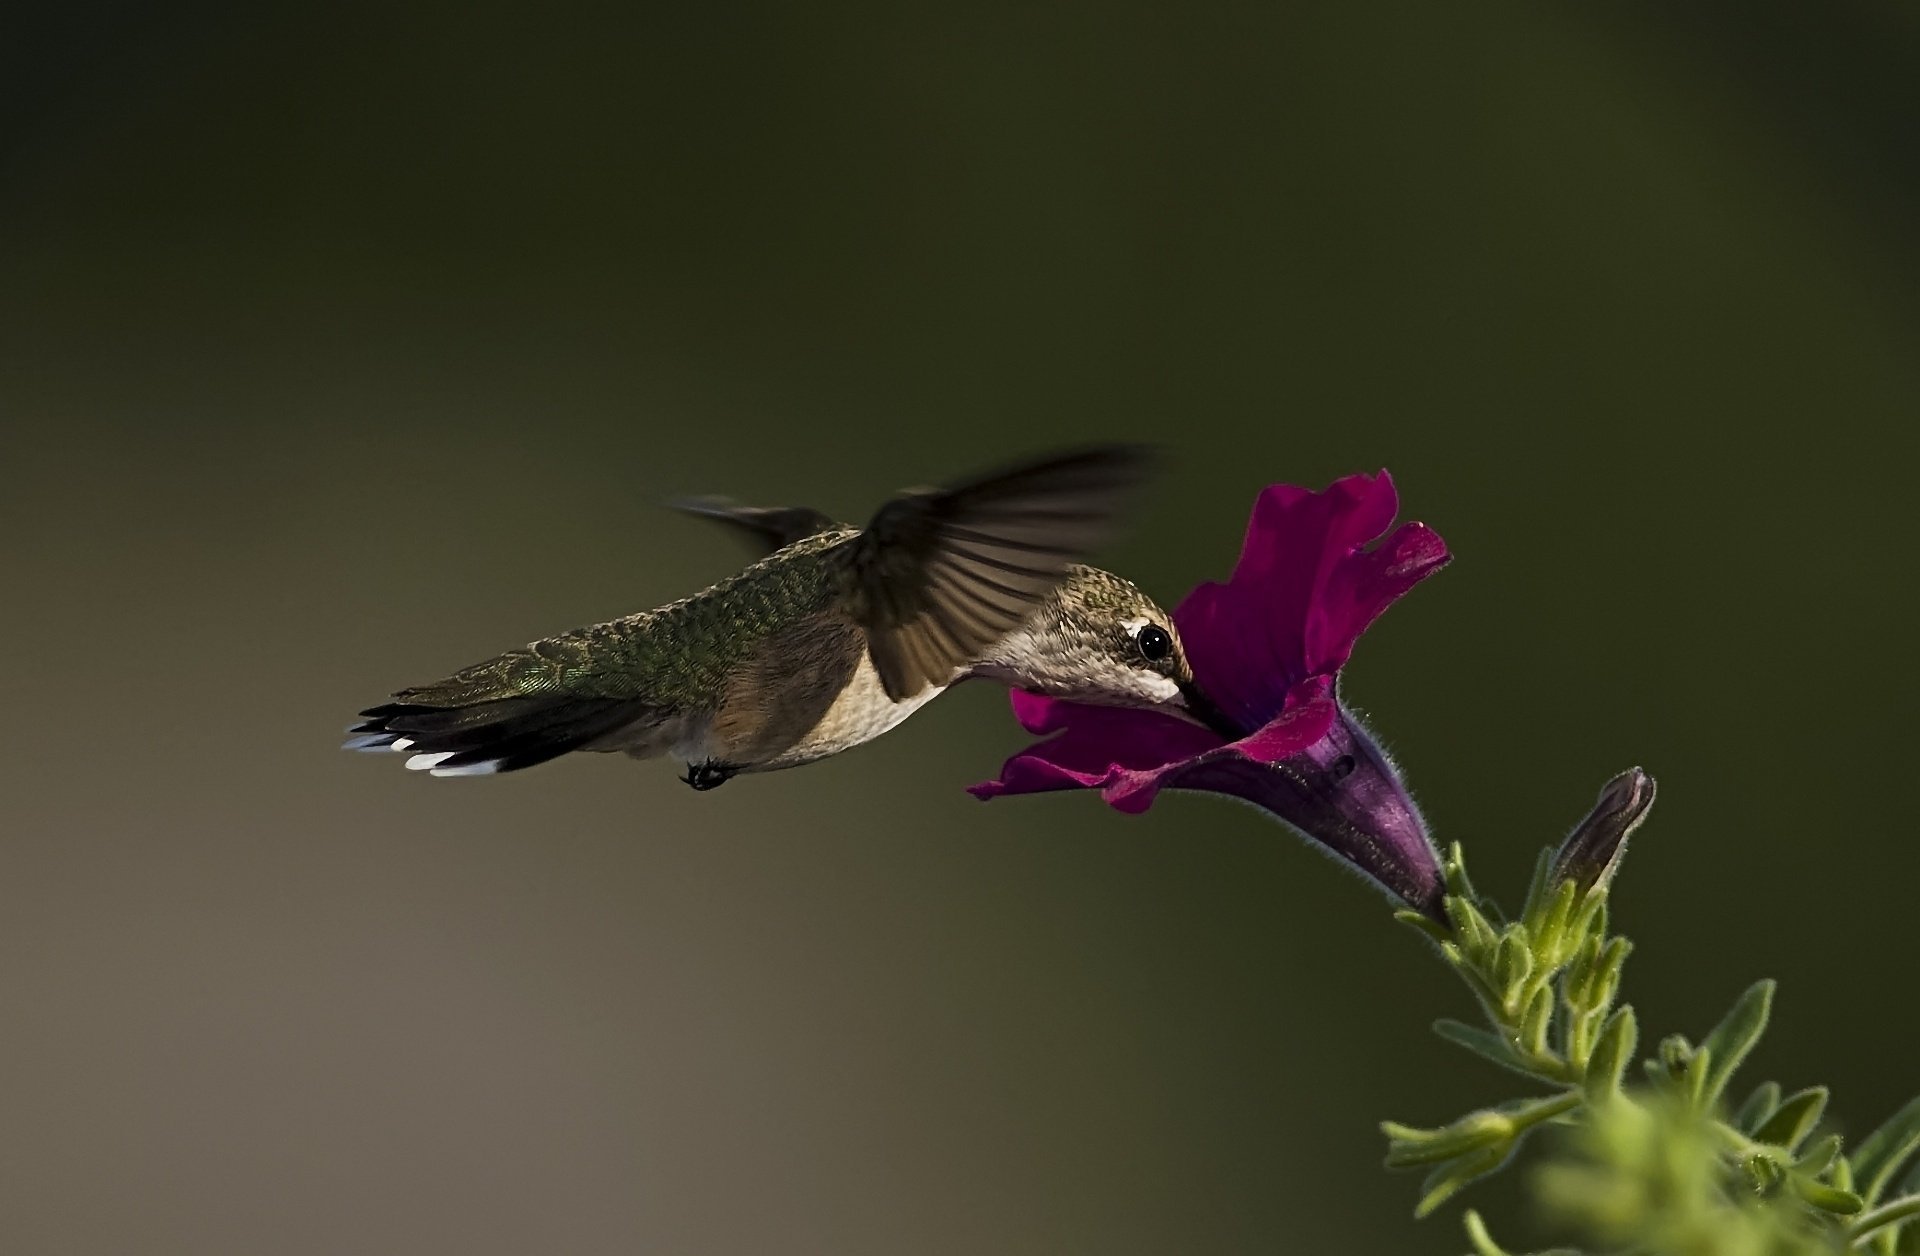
[[1135, 624, 1173, 662]]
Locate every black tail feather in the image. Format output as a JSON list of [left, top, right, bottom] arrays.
[[344, 694, 654, 775]]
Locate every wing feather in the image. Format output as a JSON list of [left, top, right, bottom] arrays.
[[850, 444, 1155, 700]]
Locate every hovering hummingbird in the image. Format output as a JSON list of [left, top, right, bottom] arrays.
[[345, 445, 1233, 789]]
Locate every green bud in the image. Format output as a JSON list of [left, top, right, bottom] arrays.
[[1745, 1152, 1789, 1197]]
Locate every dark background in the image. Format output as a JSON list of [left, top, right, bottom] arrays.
[[4, 2, 1916, 1252]]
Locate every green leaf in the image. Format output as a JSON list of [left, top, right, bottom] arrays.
[[1520, 984, 1555, 1058], [1531, 879, 1578, 967], [1796, 1132, 1842, 1177], [1567, 891, 1608, 957], [1752, 1086, 1829, 1153], [1852, 1097, 1920, 1206], [1583, 1005, 1638, 1104], [1396, 908, 1452, 945], [1495, 929, 1535, 1008], [1382, 1111, 1513, 1168], [1431, 1019, 1536, 1080], [1592, 936, 1632, 1013], [1792, 1176, 1862, 1215], [1448, 895, 1498, 966], [1695, 979, 1774, 1113], [1462, 1208, 1511, 1256], [1686, 1044, 1714, 1109], [1518, 848, 1556, 931], [1561, 935, 1603, 1011], [1734, 1081, 1782, 1135], [1443, 842, 1477, 905], [1847, 1193, 1920, 1245], [1416, 1145, 1508, 1218]]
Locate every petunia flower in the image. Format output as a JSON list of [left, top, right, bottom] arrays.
[[970, 471, 1452, 918]]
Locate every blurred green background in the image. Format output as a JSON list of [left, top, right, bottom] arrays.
[[4, 2, 1916, 1252]]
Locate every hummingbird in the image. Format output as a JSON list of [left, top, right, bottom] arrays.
[[344, 444, 1233, 789]]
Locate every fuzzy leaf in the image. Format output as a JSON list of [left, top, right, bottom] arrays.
[[1792, 1176, 1862, 1215], [1592, 936, 1631, 1013], [1443, 842, 1477, 904], [1561, 936, 1603, 1011], [1696, 979, 1774, 1113], [1567, 892, 1607, 958], [1432, 1019, 1535, 1080], [1735, 1081, 1782, 1135], [1462, 1208, 1511, 1256], [1495, 929, 1534, 1007], [1583, 1006, 1638, 1104], [1531, 879, 1578, 967], [1416, 1145, 1507, 1218], [1852, 1097, 1920, 1206], [1520, 984, 1555, 1058], [1383, 1111, 1513, 1168], [1752, 1086, 1829, 1153], [1518, 848, 1556, 931], [1847, 1193, 1920, 1245], [1796, 1133, 1842, 1177], [1396, 908, 1452, 945]]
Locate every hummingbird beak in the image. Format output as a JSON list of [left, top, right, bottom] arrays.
[[1176, 679, 1247, 742]]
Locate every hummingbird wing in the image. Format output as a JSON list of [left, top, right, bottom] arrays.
[[671, 497, 846, 555], [848, 443, 1155, 701]]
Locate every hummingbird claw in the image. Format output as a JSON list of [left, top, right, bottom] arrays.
[[683, 760, 737, 792]]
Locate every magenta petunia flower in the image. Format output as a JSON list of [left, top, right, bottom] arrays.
[[970, 471, 1452, 918]]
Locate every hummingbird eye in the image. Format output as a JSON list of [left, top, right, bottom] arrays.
[[1135, 624, 1174, 663]]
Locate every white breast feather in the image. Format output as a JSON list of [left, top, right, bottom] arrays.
[[759, 654, 947, 769]]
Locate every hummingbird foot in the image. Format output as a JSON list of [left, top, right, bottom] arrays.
[[683, 759, 738, 791]]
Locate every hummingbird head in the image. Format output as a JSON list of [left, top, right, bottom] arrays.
[[968, 566, 1241, 737]]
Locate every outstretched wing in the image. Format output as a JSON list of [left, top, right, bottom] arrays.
[[848, 444, 1155, 701], [671, 497, 845, 555]]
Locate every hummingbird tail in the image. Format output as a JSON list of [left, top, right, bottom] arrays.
[[344, 691, 654, 777]]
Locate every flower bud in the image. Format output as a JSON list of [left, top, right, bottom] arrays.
[[1551, 768, 1657, 893]]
